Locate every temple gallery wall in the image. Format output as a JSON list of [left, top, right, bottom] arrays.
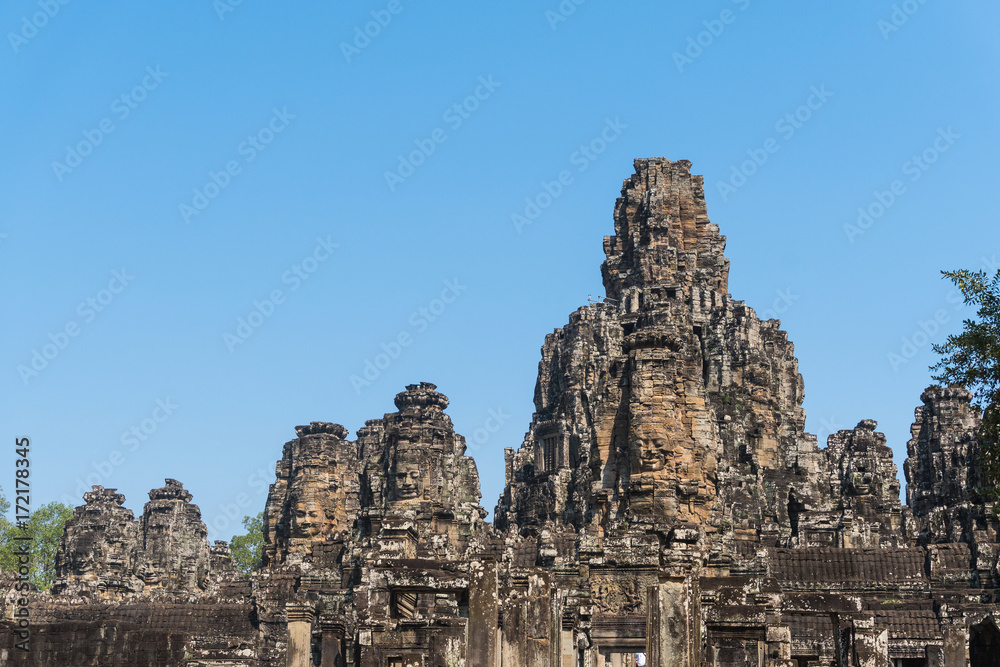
[[3, 159, 998, 667]]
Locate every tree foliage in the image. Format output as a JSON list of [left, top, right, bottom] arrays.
[[932, 267, 1000, 487], [0, 486, 73, 590], [230, 512, 264, 574]]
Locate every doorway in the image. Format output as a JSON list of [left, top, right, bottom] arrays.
[[971, 620, 1000, 667]]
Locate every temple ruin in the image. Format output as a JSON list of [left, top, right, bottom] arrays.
[[3, 158, 998, 666]]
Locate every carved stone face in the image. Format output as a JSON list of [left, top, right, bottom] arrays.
[[852, 472, 873, 495], [291, 497, 326, 538], [634, 436, 668, 472], [393, 460, 423, 500]]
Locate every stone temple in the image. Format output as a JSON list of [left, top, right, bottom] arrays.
[[2, 158, 998, 666]]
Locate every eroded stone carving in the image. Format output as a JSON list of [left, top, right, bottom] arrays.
[[51, 480, 239, 603], [904, 385, 995, 546], [263, 421, 359, 566], [52, 486, 143, 598], [11, 159, 1000, 667], [136, 479, 210, 594]]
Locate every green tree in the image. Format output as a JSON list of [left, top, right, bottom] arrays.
[[230, 512, 264, 574], [0, 486, 73, 590], [932, 267, 1000, 488], [0, 486, 11, 566]]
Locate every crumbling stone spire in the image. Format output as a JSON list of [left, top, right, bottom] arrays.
[[361, 382, 488, 559], [601, 158, 729, 306], [52, 486, 142, 597], [137, 479, 211, 594], [824, 420, 903, 547], [905, 386, 982, 512], [382, 382, 466, 505], [262, 422, 360, 566], [903, 385, 987, 544]]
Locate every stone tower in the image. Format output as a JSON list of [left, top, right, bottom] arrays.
[[262, 421, 360, 566]]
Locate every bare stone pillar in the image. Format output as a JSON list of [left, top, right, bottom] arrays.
[[646, 578, 698, 667], [851, 615, 888, 667], [320, 619, 345, 667], [527, 571, 553, 667], [941, 625, 967, 667], [559, 629, 575, 667], [926, 644, 945, 667], [286, 602, 316, 667], [469, 557, 499, 667], [502, 576, 552, 667], [765, 626, 795, 666], [501, 592, 527, 667]]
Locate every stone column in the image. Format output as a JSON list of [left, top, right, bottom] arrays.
[[765, 625, 795, 666], [559, 629, 575, 667], [501, 592, 527, 667], [851, 615, 888, 667], [320, 619, 345, 667], [469, 557, 499, 667], [286, 602, 316, 667], [646, 577, 698, 667], [941, 625, 967, 667], [527, 571, 553, 667]]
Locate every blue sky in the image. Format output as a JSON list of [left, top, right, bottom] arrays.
[[2, 2, 998, 540]]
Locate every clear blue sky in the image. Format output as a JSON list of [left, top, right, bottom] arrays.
[[2, 2, 998, 540]]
